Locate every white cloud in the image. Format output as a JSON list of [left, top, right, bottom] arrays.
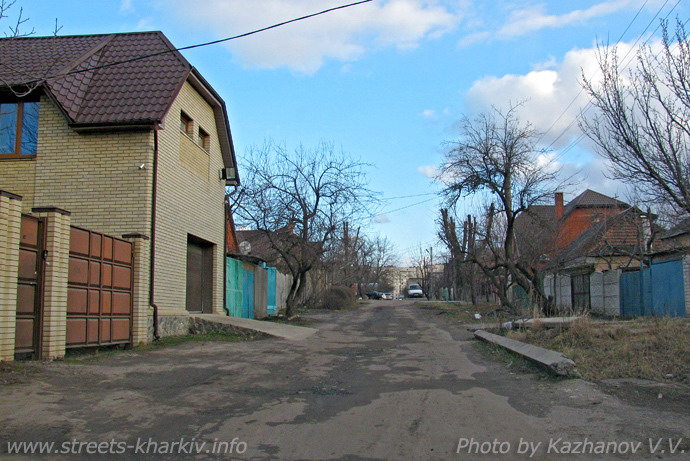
[[498, 0, 646, 39], [169, 0, 460, 73], [420, 109, 437, 119], [120, 0, 134, 13], [417, 165, 439, 179], [463, 42, 648, 149], [373, 214, 391, 223], [559, 156, 632, 200], [459, 1, 661, 47]]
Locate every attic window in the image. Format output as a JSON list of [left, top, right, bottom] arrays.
[[0, 101, 40, 158], [180, 111, 193, 137], [198, 127, 210, 152]]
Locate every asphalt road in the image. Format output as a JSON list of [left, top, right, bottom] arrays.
[[0, 301, 688, 460]]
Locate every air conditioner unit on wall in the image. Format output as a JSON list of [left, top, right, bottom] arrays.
[[220, 167, 237, 183]]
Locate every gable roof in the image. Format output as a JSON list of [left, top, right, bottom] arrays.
[[548, 208, 645, 268], [660, 216, 690, 240], [562, 189, 629, 219], [0, 31, 238, 179]]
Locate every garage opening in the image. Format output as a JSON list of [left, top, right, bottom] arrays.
[[186, 235, 214, 313]]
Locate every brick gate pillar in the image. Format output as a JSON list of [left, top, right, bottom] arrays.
[[32, 207, 71, 360], [0, 191, 23, 362], [122, 233, 151, 345]]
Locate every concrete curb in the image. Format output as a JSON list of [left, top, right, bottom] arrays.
[[474, 329, 577, 377], [511, 316, 581, 329], [190, 314, 317, 341]]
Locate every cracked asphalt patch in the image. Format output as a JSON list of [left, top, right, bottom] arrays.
[[1, 301, 688, 460]]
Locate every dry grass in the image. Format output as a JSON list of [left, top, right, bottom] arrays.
[[415, 301, 511, 324], [507, 317, 690, 384]]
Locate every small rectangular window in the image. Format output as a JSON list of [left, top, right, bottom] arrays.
[[198, 127, 210, 152], [0, 103, 18, 153], [21, 102, 39, 156], [0, 101, 39, 158], [180, 111, 193, 137]]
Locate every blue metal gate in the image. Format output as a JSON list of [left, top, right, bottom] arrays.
[[225, 257, 244, 317], [267, 267, 277, 315], [620, 260, 685, 317], [242, 267, 255, 319]]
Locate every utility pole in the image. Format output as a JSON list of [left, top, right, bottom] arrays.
[[426, 247, 433, 300], [430, 247, 433, 300]]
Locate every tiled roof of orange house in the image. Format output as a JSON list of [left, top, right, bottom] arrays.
[[547, 208, 646, 268], [0, 32, 189, 126], [562, 189, 629, 219]]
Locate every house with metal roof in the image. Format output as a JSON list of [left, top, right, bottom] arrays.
[[0, 31, 240, 359], [531, 190, 686, 317]]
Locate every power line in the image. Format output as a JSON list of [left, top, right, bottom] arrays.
[[534, 0, 657, 149], [376, 196, 439, 216], [14, 0, 374, 87], [382, 192, 438, 201], [542, 0, 683, 164]]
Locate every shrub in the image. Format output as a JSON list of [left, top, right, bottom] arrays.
[[320, 286, 356, 310]]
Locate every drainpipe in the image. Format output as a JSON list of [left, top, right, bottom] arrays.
[[150, 130, 160, 340], [223, 186, 239, 316]]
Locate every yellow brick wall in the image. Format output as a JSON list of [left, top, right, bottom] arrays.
[[34, 210, 71, 359], [0, 193, 22, 361], [124, 235, 151, 344], [155, 81, 227, 315], [32, 95, 154, 236], [0, 161, 36, 210]]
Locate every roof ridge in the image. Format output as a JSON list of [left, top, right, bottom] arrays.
[[55, 35, 114, 78], [0, 31, 164, 41]]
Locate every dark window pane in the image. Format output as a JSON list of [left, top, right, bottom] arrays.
[[20, 102, 39, 156], [0, 103, 18, 153]]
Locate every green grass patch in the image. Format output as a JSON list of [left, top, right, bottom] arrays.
[[64, 332, 253, 363], [506, 317, 690, 384], [263, 314, 313, 326]]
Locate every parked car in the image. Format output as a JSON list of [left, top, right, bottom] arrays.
[[382, 293, 393, 300], [407, 284, 424, 298], [364, 291, 383, 300]]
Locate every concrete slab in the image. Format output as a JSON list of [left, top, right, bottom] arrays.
[[511, 316, 582, 329], [474, 329, 577, 377], [191, 314, 317, 341]]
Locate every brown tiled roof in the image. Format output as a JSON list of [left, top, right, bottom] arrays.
[[0, 31, 239, 179], [661, 216, 690, 240], [0, 32, 189, 126], [562, 189, 629, 218], [548, 208, 645, 267]]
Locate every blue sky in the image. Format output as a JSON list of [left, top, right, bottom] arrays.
[[16, 0, 690, 263]]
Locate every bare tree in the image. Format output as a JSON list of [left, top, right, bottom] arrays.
[[0, 1, 62, 97], [360, 235, 398, 290], [438, 209, 478, 303], [410, 246, 435, 300], [581, 20, 690, 217], [231, 141, 376, 317], [321, 226, 397, 296], [439, 104, 559, 313]]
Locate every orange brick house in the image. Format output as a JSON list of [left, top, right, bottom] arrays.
[[522, 190, 659, 315], [0, 31, 239, 360]]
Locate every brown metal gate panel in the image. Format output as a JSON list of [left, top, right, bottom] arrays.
[[15, 215, 45, 358], [67, 226, 133, 347]]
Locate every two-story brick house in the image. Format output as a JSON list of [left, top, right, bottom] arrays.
[[0, 31, 239, 359], [519, 190, 653, 315]]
